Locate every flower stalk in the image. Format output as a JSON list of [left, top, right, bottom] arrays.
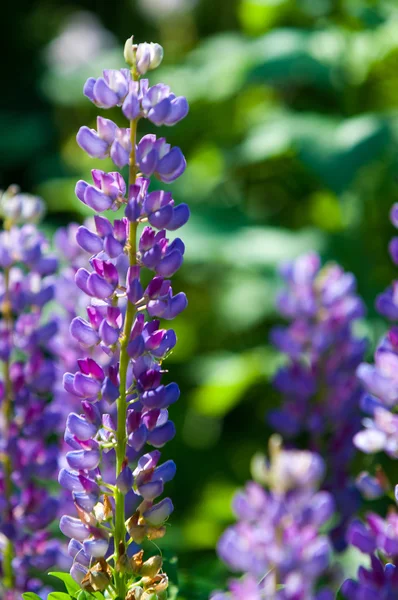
[[114, 113, 138, 598]]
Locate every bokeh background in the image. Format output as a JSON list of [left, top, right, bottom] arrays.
[[3, 0, 398, 595]]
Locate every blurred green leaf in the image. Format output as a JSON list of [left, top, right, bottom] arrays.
[[216, 270, 278, 330], [38, 178, 92, 216], [239, 0, 291, 34], [191, 352, 263, 416], [157, 33, 252, 102], [41, 48, 123, 105], [238, 111, 391, 192], [249, 28, 345, 88]]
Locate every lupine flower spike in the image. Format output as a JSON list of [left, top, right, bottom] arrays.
[[340, 205, 398, 597], [0, 187, 61, 598], [212, 436, 335, 600], [269, 253, 367, 549], [59, 36, 189, 598]]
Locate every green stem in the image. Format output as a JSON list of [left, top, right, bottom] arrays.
[[113, 116, 138, 599], [1, 266, 15, 589]]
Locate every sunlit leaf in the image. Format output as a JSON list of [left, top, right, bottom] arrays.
[[238, 111, 391, 193], [49, 572, 80, 595]]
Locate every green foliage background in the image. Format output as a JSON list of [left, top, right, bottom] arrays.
[[4, 0, 398, 595]]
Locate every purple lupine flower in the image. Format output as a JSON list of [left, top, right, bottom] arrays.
[[136, 134, 187, 182], [341, 492, 398, 598], [349, 203, 398, 495], [341, 558, 398, 600], [340, 203, 398, 597], [83, 42, 187, 127], [0, 188, 62, 598], [59, 36, 189, 597], [268, 252, 366, 550], [214, 438, 334, 600]]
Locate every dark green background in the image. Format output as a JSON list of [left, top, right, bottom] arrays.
[[4, 0, 398, 595]]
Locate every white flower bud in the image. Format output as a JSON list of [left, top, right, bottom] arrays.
[[136, 42, 164, 75], [0, 187, 45, 224], [124, 35, 136, 67]]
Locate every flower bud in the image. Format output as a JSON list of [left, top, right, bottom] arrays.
[[0, 187, 45, 225], [141, 555, 162, 578], [142, 593, 158, 600], [127, 587, 144, 600], [124, 36, 136, 67], [116, 464, 134, 494], [136, 43, 164, 75]]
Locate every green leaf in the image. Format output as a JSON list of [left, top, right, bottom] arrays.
[[49, 572, 80, 595], [48, 593, 74, 600], [76, 591, 105, 600], [190, 348, 283, 417], [238, 111, 391, 193], [248, 29, 344, 90], [22, 594, 43, 600]]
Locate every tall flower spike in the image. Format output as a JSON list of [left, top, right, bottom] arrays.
[[352, 204, 398, 461], [59, 37, 189, 598], [340, 205, 398, 596], [268, 253, 367, 550], [0, 187, 62, 598], [212, 436, 335, 600]]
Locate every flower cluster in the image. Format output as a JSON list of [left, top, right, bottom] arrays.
[[58, 37, 189, 598], [213, 437, 335, 600], [339, 204, 398, 597], [341, 557, 398, 600], [268, 252, 366, 549], [353, 205, 398, 460], [0, 187, 62, 598], [341, 491, 398, 598]]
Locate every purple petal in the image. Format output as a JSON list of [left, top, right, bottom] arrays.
[[156, 250, 183, 277], [157, 147, 186, 183], [76, 227, 103, 254], [97, 116, 117, 144], [93, 77, 119, 108], [110, 141, 130, 169], [84, 186, 113, 212], [70, 562, 88, 584], [164, 96, 189, 125], [76, 127, 109, 158], [75, 180, 89, 203], [83, 538, 109, 558], [122, 92, 141, 120], [87, 273, 115, 299], [70, 317, 99, 346], [59, 468, 85, 492], [166, 203, 190, 231], [66, 413, 97, 441], [66, 449, 101, 470], [60, 515, 89, 541], [83, 77, 96, 102], [147, 420, 176, 447], [148, 204, 173, 229], [143, 497, 173, 525]]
